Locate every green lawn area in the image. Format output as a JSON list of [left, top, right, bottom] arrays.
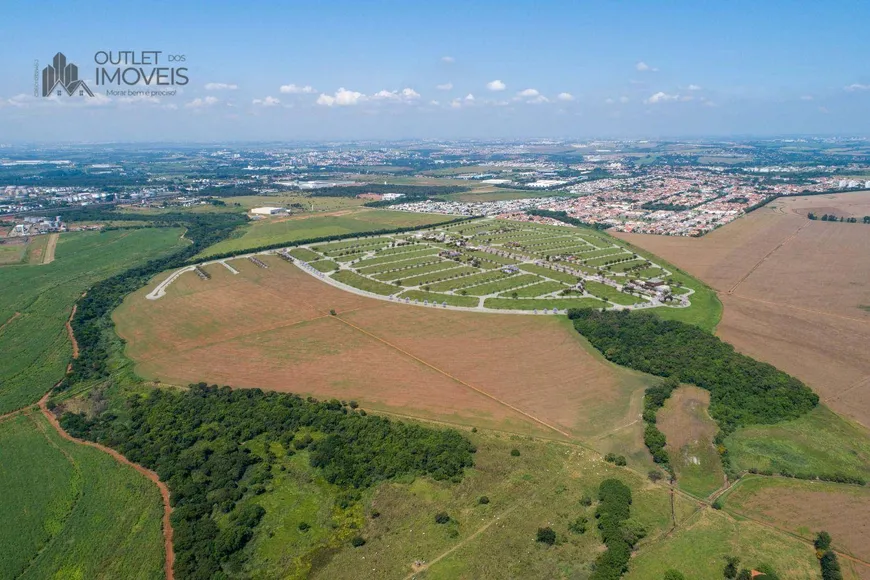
[[465, 274, 542, 296], [330, 270, 398, 296], [358, 255, 442, 276], [726, 405, 870, 481], [498, 280, 566, 298], [0, 228, 186, 414], [371, 260, 453, 281], [199, 210, 455, 258], [397, 290, 480, 307], [519, 263, 581, 284], [309, 260, 338, 273], [401, 266, 480, 287], [426, 270, 508, 292], [585, 280, 646, 306], [0, 413, 165, 580], [352, 247, 439, 268], [287, 247, 323, 262], [484, 297, 607, 311]]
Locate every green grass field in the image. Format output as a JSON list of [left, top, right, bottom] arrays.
[[518, 263, 580, 284], [483, 297, 607, 311], [330, 270, 398, 295], [585, 280, 647, 306], [624, 508, 819, 579], [726, 405, 870, 481], [199, 210, 455, 258], [0, 240, 29, 265], [0, 413, 164, 580], [287, 247, 322, 262], [0, 228, 186, 414], [464, 274, 542, 296], [498, 280, 566, 298], [398, 290, 480, 307], [308, 260, 338, 273]]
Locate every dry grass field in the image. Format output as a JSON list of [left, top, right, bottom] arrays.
[[615, 191, 870, 428], [115, 255, 654, 445]]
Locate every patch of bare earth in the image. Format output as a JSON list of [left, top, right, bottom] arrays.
[[117, 255, 642, 439]]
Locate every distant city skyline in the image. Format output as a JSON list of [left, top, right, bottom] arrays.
[[1, 0, 869, 142]]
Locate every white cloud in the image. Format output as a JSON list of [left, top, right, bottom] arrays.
[[687, 84, 702, 91], [527, 95, 549, 104], [845, 83, 870, 91], [517, 88, 539, 97], [371, 87, 421, 102], [205, 82, 238, 91], [556, 92, 575, 101], [252, 96, 281, 106], [646, 91, 679, 104], [185, 96, 219, 108], [316, 87, 365, 107], [280, 84, 316, 94], [465, 93, 475, 101], [605, 98, 615, 104], [636, 61, 658, 72], [442, 56, 455, 63], [429, 100, 440, 106], [619, 96, 630, 103], [436, 82, 453, 91], [800, 95, 814, 101], [486, 80, 506, 91]]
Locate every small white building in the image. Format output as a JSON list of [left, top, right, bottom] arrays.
[[250, 206, 287, 216]]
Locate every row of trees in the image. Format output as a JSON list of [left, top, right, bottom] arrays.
[[642, 377, 679, 476], [526, 209, 612, 230], [61, 384, 476, 579], [590, 478, 640, 580], [808, 212, 870, 223], [567, 309, 819, 435], [815, 531, 843, 580]]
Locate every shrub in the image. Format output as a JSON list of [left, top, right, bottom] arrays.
[[664, 571, 686, 580], [370, 510, 380, 519], [536, 526, 556, 545], [511, 448, 521, 457], [568, 516, 587, 534], [329, 309, 336, 316], [298, 522, 310, 532], [648, 470, 663, 482], [580, 495, 593, 506], [434, 511, 451, 524], [478, 496, 490, 505], [814, 531, 832, 551], [351, 536, 366, 547]]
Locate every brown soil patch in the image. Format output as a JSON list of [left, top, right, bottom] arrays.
[[657, 386, 715, 450], [615, 191, 870, 427], [116, 255, 644, 439], [42, 233, 59, 265], [0, 311, 21, 333], [730, 480, 870, 563], [38, 393, 175, 579], [66, 304, 79, 359]]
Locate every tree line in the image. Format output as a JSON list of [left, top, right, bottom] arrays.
[[808, 212, 870, 223], [61, 384, 475, 579], [526, 209, 612, 230], [641, 377, 679, 477], [590, 478, 638, 580], [567, 309, 819, 436]]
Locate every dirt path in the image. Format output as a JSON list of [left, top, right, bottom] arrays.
[[38, 392, 175, 580], [66, 304, 79, 359], [333, 314, 574, 439], [727, 221, 809, 294], [0, 311, 21, 333], [42, 233, 59, 265], [403, 504, 519, 579]]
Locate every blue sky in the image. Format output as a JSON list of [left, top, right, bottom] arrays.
[[1, 0, 869, 142]]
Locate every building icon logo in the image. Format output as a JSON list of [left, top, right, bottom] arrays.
[[42, 52, 93, 97]]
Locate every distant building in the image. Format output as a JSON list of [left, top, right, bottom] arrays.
[[250, 206, 286, 216]]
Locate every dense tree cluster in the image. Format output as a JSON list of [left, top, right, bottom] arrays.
[[61, 384, 475, 579], [808, 212, 868, 223], [642, 377, 678, 474], [526, 209, 612, 230], [590, 478, 636, 580], [567, 309, 818, 434]]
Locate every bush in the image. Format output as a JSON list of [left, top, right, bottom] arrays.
[[298, 522, 310, 532], [568, 516, 587, 534], [434, 511, 451, 524], [329, 309, 336, 316], [604, 453, 627, 466], [648, 470, 663, 482], [351, 536, 366, 547], [511, 448, 521, 457], [370, 510, 380, 519], [664, 571, 686, 580], [580, 495, 593, 506], [814, 531, 832, 551], [590, 479, 634, 580], [478, 496, 490, 505], [536, 526, 556, 545]]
